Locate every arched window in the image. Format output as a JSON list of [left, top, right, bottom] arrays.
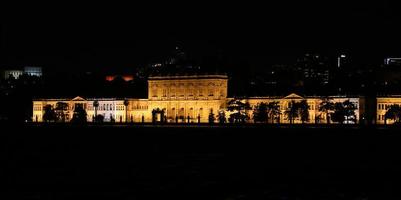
[[208, 89, 214, 96]]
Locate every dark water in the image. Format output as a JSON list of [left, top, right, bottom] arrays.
[[2, 125, 399, 199]]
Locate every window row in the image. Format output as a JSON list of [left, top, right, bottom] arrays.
[[87, 104, 125, 111], [33, 106, 42, 111], [377, 104, 401, 110], [151, 83, 225, 87], [152, 89, 225, 97], [131, 105, 148, 110]]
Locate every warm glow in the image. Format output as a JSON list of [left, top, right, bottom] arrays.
[[33, 75, 365, 124], [105, 75, 115, 81], [122, 75, 134, 82]]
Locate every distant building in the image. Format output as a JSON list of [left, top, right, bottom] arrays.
[[23, 66, 42, 77], [4, 70, 23, 79], [151, 63, 162, 68], [337, 54, 347, 68], [297, 54, 330, 85], [3, 66, 42, 79], [384, 58, 401, 66]]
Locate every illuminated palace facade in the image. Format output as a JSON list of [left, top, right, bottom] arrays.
[[376, 96, 401, 124], [33, 73, 394, 124]]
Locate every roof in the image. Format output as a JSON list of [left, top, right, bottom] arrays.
[[148, 74, 228, 80], [33, 96, 148, 101]]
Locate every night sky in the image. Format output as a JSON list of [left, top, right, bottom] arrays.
[[1, 1, 400, 71]]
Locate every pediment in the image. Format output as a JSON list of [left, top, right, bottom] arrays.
[[284, 93, 304, 99], [72, 96, 86, 101]]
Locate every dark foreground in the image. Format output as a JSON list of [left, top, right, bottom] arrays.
[[2, 124, 400, 199]]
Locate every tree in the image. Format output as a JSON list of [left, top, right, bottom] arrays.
[[332, 100, 358, 124], [343, 100, 357, 124], [43, 104, 56, 122], [267, 101, 281, 124], [298, 100, 310, 124], [227, 99, 251, 123], [283, 100, 309, 124], [208, 109, 215, 124], [95, 114, 104, 123], [331, 102, 345, 124], [124, 99, 129, 123], [385, 104, 401, 124], [55, 102, 69, 122], [217, 110, 226, 124], [110, 114, 115, 123], [319, 97, 334, 124], [253, 102, 268, 123], [284, 100, 299, 124], [93, 100, 99, 122], [315, 114, 323, 124], [71, 104, 87, 123]]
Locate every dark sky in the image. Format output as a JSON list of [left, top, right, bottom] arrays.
[[1, 1, 400, 71]]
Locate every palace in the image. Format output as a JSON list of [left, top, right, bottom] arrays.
[[32, 74, 379, 124]]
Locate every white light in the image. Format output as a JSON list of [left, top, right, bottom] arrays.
[[341, 55, 346, 58], [337, 57, 341, 68]]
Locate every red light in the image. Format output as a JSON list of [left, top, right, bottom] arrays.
[[122, 75, 134, 82], [105, 76, 115, 81]]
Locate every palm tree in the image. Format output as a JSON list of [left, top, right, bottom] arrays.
[[332, 102, 346, 124], [71, 104, 87, 123], [284, 100, 299, 124], [343, 100, 357, 124], [319, 97, 334, 124], [227, 98, 251, 123], [55, 102, 69, 122], [93, 100, 99, 122], [124, 99, 129, 123], [298, 100, 310, 124], [385, 104, 401, 124], [208, 109, 215, 124], [267, 101, 280, 124], [43, 104, 56, 122], [253, 102, 268, 123], [217, 110, 226, 124]]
